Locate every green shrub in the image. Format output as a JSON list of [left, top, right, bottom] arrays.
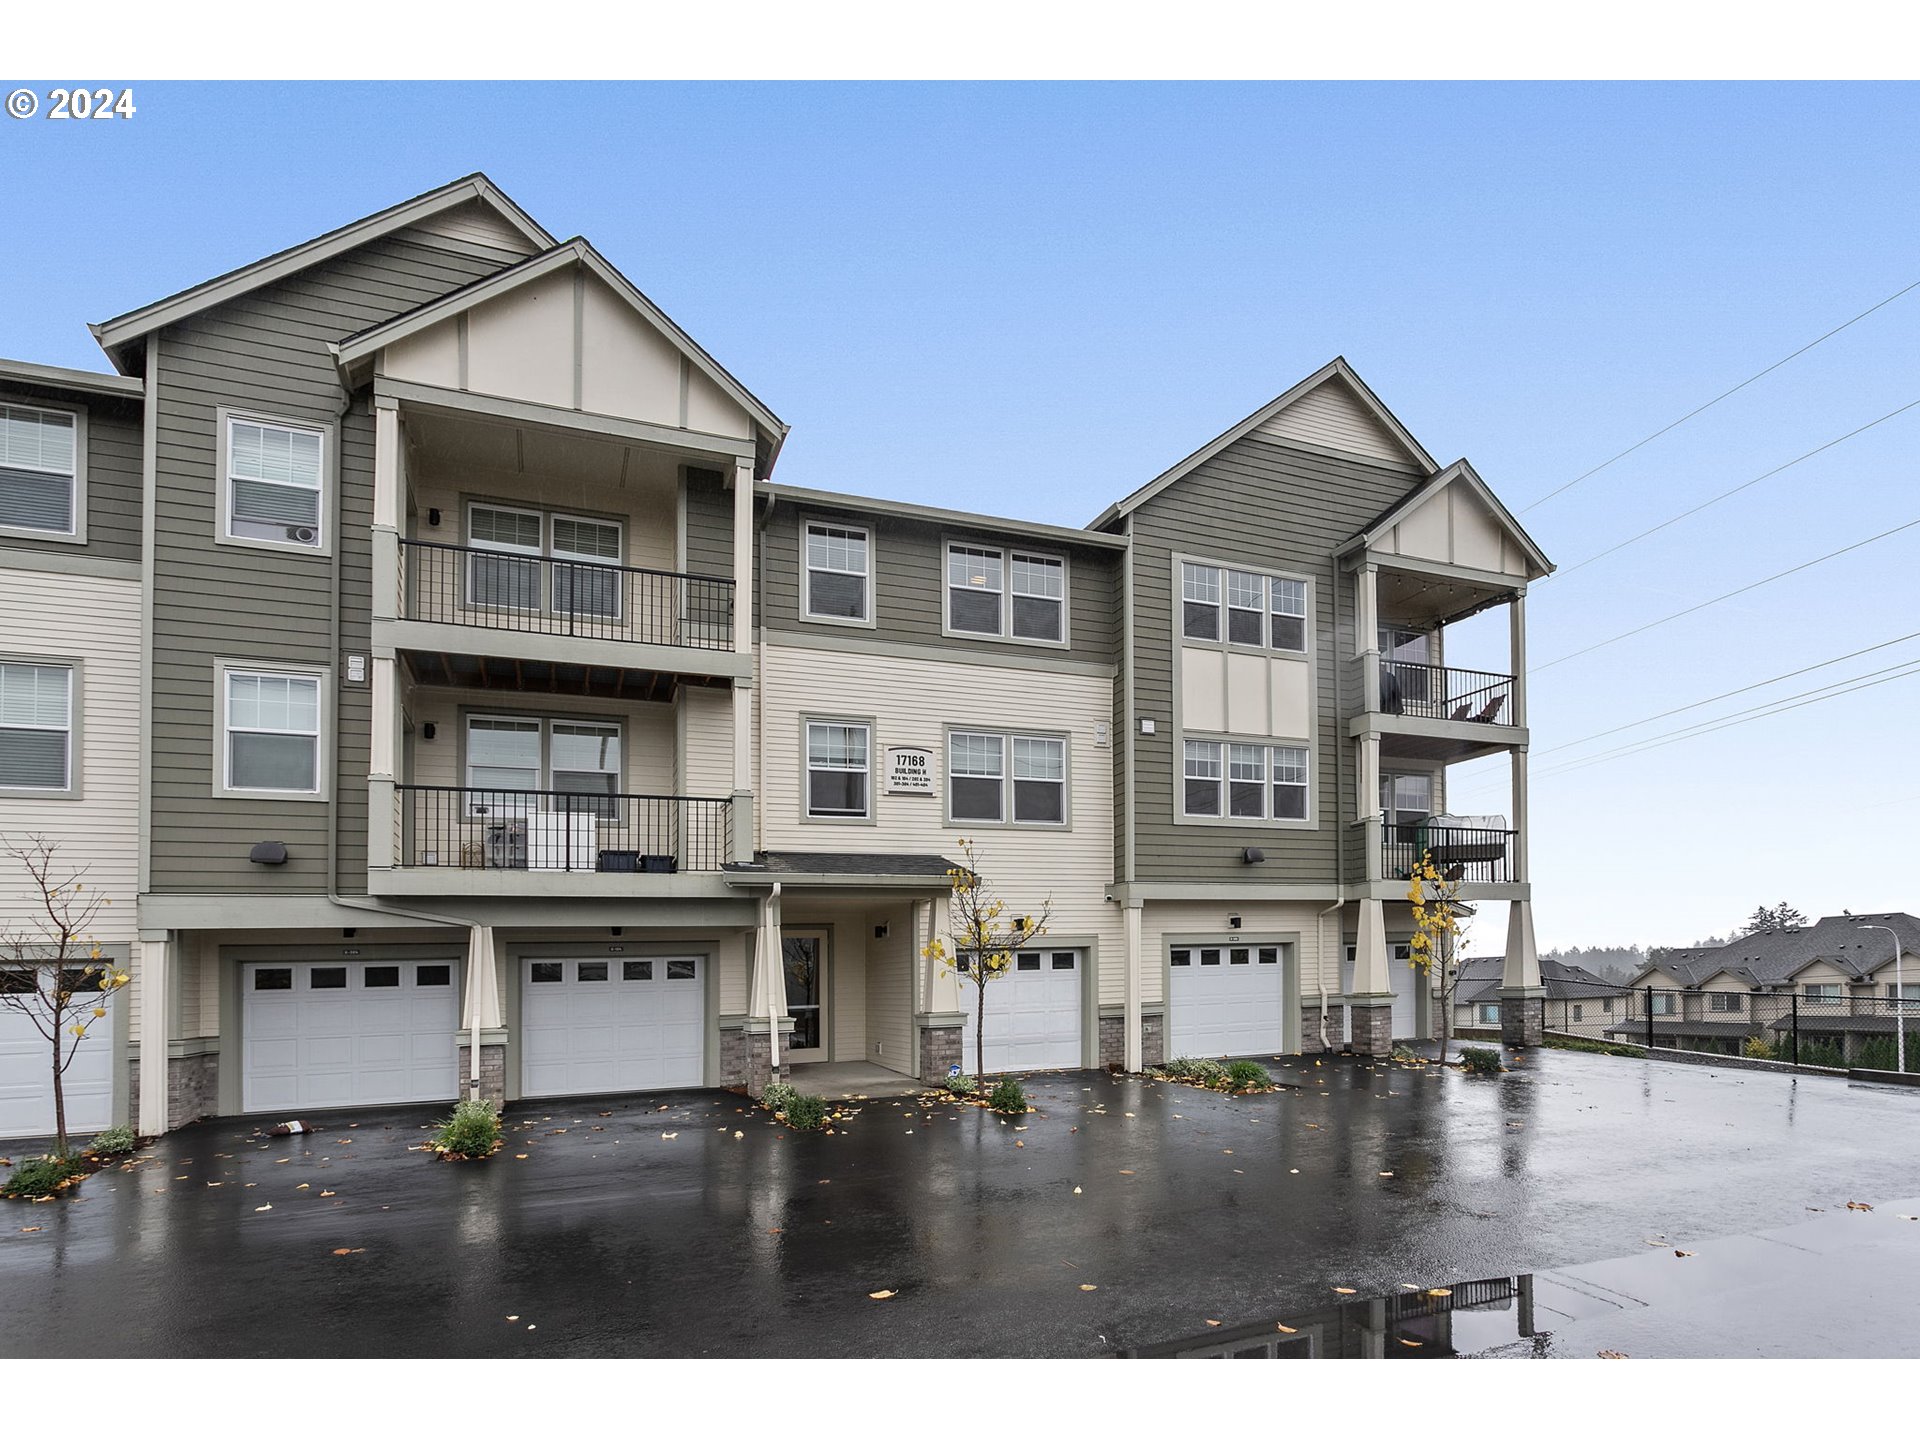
[[782, 1093, 828, 1130], [1854, 1036, 1904, 1073], [2, 1154, 84, 1199], [434, 1098, 501, 1158], [1224, 1059, 1270, 1091], [761, 1081, 800, 1114], [1796, 1039, 1845, 1068], [987, 1078, 1027, 1115], [1742, 1035, 1775, 1061], [1545, 1034, 1641, 1057], [1161, 1057, 1230, 1086], [1458, 1046, 1505, 1076], [89, 1125, 136, 1157], [1390, 1043, 1421, 1062], [944, 1073, 978, 1096]]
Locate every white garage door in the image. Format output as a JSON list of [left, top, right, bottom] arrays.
[[1168, 944, 1287, 1059], [960, 950, 1083, 1074], [243, 959, 458, 1113], [521, 956, 704, 1098], [0, 989, 115, 1141], [1342, 944, 1419, 1042]]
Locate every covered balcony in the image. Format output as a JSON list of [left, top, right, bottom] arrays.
[[393, 785, 733, 875]]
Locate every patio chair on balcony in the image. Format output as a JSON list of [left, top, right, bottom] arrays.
[[1469, 693, 1506, 724]]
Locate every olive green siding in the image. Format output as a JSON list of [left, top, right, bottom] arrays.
[[147, 222, 525, 894], [757, 501, 1119, 664], [684, 466, 733, 579], [1125, 436, 1422, 885], [0, 382, 144, 563]]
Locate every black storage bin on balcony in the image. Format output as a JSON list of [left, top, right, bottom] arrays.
[[639, 854, 678, 874], [597, 850, 640, 873]]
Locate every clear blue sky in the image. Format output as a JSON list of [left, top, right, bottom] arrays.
[[6, 82, 1916, 950]]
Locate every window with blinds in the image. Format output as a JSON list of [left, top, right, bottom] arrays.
[[0, 661, 73, 791], [0, 405, 78, 536], [226, 416, 324, 548]]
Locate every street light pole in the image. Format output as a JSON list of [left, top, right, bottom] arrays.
[[1856, 923, 1905, 1074]]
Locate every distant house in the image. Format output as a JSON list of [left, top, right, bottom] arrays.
[[1605, 912, 1919, 1062], [1452, 956, 1625, 1040]]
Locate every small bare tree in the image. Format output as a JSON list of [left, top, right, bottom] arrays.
[[921, 839, 1053, 1082], [1, 836, 128, 1157], [1406, 849, 1470, 1064]]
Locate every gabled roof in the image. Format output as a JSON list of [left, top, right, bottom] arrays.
[[1088, 358, 1438, 531], [1638, 913, 1920, 989], [1454, 955, 1623, 1004], [1338, 457, 1555, 579], [90, 174, 555, 374], [329, 237, 787, 464]]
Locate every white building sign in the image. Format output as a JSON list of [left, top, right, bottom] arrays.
[[885, 746, 936, 795]]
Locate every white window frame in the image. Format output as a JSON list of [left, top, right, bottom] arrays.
[[1478, 1003, 1501, 1025], [0, 657, 78, 797], [216, 661, 328, 801], [944, 727, 1070, 828], [462, 713, 623, 816], [803, 717, 874, 823], [1182, 739, 1223, 818], [465, 501, 545, 613], [1802, 982, 1843, 1008], [0, 402, 85, 544], [463, 501, 627, 620], [1181, 735, 1312, 826], [802, 520, 874, 627], [1707, 991, 1743, 1013], [942, 540, 1069, 647], [1178, 555, 1311, 657], [216, 410, 331, 556]]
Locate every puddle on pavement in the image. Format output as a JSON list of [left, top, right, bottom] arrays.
[[1122, 1275, 1551, 1358]]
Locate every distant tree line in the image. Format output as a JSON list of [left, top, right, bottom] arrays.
[[1544, 901, 1809, 983]]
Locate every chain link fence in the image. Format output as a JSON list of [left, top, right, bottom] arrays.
[[1603, 986, 1918, 1072]]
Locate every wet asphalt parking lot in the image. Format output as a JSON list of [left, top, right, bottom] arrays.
[[4, 1049, 1918, 1357]]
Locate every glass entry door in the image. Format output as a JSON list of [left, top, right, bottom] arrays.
[[782, 932, 827, 1057]]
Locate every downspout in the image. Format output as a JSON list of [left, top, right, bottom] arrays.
[[765, 881, 783, 1077], [1316, 898, 1343, 1052], [320, 390, 485, 1091]]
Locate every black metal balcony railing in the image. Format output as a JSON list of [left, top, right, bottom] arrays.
[[396, 785, 731, 874], [1381, 815, 1516, 883], [401, 539, 735, 651], [1379, 661, 1514, 725]]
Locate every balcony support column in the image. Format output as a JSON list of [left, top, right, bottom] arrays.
[[1356, 563, 1381, 711], [1509, 589, 1528, 727], [373, 397, 402, 623], [136, 932, 172, 1136], [1348, 898, 1395, 1055], [1356, 732, 1380, 828], [1510, 746, 1529, 885], [1499, 900, 1544, 1046], [732, 680, 753, 799], [731, 455, 755, 654]]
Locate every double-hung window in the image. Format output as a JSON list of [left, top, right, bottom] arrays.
[[1478, 1003, 1501, 1025], [225, 415, 324, 549], [948, 730, 1066, 825], [1651, 992, 1677, 1016], [947, 544, 1066, 643], [1889, 982, 1920, 1012], [805, 721, 870, 819], [1184, 739, 1309, 821], [0, 405, 79, 537], [0, 661, 73, 792], [1802, 982, 1842, 1009], [464, 715, 621, 818], [1181, 562, 1308, 652], [225, 669, 321, 794], [804, 523, 870, 622], [1707, 992, 1743, 1013]]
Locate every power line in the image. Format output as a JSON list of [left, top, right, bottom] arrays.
[[1531, 629, 1920, 757], [1532, 657, 1920, 778], [1534, 516, 1920, 673], [1520, 276, 1920, 514], [1553, 398, 1920, 578]]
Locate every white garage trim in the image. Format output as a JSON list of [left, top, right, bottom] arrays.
[[1165, 936, 1297, 1060], [1343, 943, 1423, 1042], [959, 948, 1085, 1074], [240, 957, 460, 1113]]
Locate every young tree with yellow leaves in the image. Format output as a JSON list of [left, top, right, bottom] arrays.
[[1406, 849, 1470, 1064], [921, 839, 1053, 1083], [1, 835, 130, 1157]]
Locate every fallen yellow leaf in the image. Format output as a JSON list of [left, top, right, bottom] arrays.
[[1276, 1323, 1297, 1334], [1397, 1337, 1423, 1348], [1079, 1284, 1098, 1291], [868, 1289, 897, 1300], [1334, 1286, 1357, 1295], [1204, 1319, 1222, 1327]]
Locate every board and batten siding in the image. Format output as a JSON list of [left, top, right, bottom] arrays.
[[0, 565, 142, 1024], [1126, 436, 1424, 886], [758, 641, 1124, 1005], [148, 207, 529, 894], [757, 502, 1120, 665], [0, 384, 145, 564]]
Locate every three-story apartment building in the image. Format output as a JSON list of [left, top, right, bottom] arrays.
[[0, 175, 1551, 1140]]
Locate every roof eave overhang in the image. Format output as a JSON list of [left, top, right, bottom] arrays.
[[1336, 459, 1555, 580], [89, 174, 556, 376]]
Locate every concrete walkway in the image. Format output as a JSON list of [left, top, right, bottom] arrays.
[[786, 1061, 925, 1097]]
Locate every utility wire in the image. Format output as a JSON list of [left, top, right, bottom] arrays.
[[1534, 516, 1920, 673], [1532, 629, 1920, 757], [1554, 398, 1920, 578], [1531, 657, 1920, 777], [1520, 277, 1920, 514], [1529, 662, 1920, 782]]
